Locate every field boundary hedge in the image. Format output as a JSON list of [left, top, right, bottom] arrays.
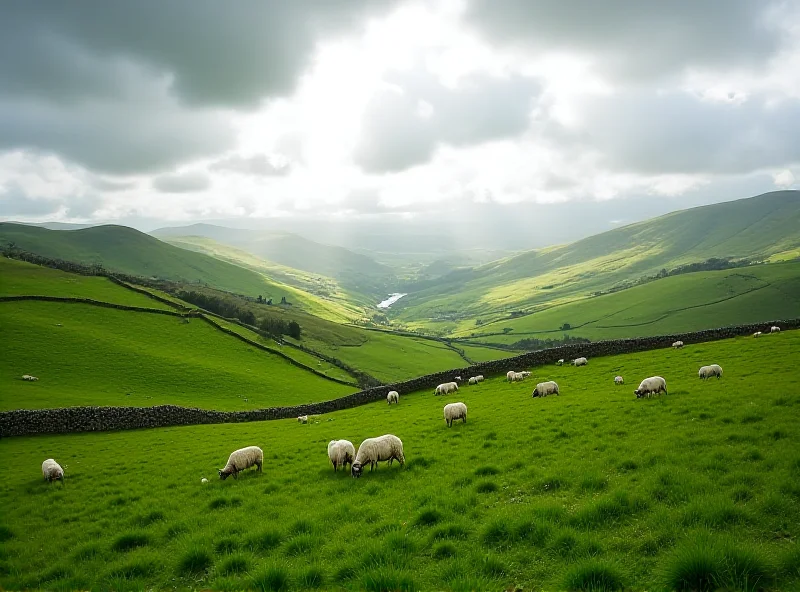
[[2, 318, 796, 437]]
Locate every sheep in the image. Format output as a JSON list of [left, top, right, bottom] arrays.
[[42, 459, 64, 482], [698, 364, 723, 380], [506, 371, 516, 382], [327, 439, 356, 472], [218, 446, 263, 480], [468, 376, 479, 385], [434, 382, 459, 396], [476, 375, 485, 382], [614, 376, 624, 385], [351, 435, 405, 478], [634, 376, 668, 399], [753, 332, 762, 338], [387, 391, 399, 405], [520, 371, 532, 378], [297, 415, 308, 424], [509, 372, 527, 382], [454, 376, 463, 383], [672, 341, 684, 349], [770, 326, 781, 333], [573, 357, 588, 366], [22, 375, 39, 381], [443, 402, 467, 427], [532, 381, 559, 397], [556, 359, 564, 366]]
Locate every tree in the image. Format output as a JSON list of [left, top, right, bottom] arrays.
[[560, 323, 571, 331], [287, 321, 301, 339]]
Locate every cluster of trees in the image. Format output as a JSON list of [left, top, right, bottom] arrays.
[[509, 334, 590, 351]]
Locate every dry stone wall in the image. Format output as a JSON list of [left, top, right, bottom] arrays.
[[2, 319, 796, 437]]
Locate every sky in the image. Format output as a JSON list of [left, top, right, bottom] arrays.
[[1, 0, 799, 236]]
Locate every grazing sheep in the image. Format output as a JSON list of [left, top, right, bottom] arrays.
[[698, 364, 723, 380], [753, 332, 762, 338], [614, 376, 624, 385], [443, 402, 468, 427], [434, 382, 459, 396], [476, 375, 485, 382], [770, 326, 781, 333], [42, 459, 64, 482], [22, 375, 39, 381], [672, 341, 684, 349], [521, 371, 532, 378], [634, 376, 668, 399], [532, 381, 559, 398], [327, 440, 356, 472], [509, 372, 528, 382], [506, 371, 516, 382], [351, 435, 405, 478], [297, 415, 308, 424], [218, 446, 263, 480], [556, 359, 564, 366], [573, 357, 588, 367], [468, 376, 479, 385], [387, 391, 399, 405]]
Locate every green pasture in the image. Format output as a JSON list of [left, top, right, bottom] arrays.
[[1, 331, 799, 590], [0, 301, 355, 411]]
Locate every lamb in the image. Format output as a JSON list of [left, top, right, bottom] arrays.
[[634, 376, 668, 399], [614, 376, 624, 385], [698, 364, 723, 380], [672, 341, 684, 349], [509, 372, 527, 382], [454, 376, 463, 383], [297, 415, 308, 424], [770, 326, 781, 333], [351, 435, 405, 478], [327, 439, 356, 472], [22, 375, 39, 381], [443, 402, 468, 427], [218, 446, 263, 480], [753, 332, 762, 338], [434, 382, 459, 396], [556, 359, 564, 366], [468, 377, 479, 385], [476, 375, 485, 382], [42, 459, 64, 482], [387, 391, 399, 405], [573, 357, 588, 366], [532, 381, 559, 397], [506, 371, 516, 382]]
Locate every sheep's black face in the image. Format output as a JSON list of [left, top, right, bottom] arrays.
[[532, 389, 538, 398], [634, 390, 642, 398], [218, 469, 229, 480], [351, 463, 362, 478]]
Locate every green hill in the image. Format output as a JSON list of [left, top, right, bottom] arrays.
[[2, 330, 799, 590], [394, 191, 800, 331]]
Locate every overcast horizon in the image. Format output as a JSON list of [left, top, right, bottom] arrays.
[[1, 0, 800, 233]]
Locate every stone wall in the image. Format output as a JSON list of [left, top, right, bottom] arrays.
[[1, 319, 796, 437]]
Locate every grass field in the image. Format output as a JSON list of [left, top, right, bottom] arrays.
[[1, 331, 798, 591], [453, 262, 800, 345], [0, 301, 355, 410], [0, 258, 175, 311]]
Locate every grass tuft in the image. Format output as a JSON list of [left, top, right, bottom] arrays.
[[0, 526, 13, 543], [474, 465, 500, 476], [475, 480, 498, 493], [562, 559, 625, 591], [415, 508, 443, 526], [432, 542, 457, 559], [111, 532, 150, 552], [284, 534, 316, 556], [251, 564, 291, 592], [298, 565, 325, 589], [209, 496, 242, 510], [361, 567, 416, 592], [178, 546, 213, 575], [218, 553, 251, 576], [247, 529, 283, 553]]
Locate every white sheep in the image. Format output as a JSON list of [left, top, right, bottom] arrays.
[[614, 376, 624, 385], [672, 341, 684, 349], [42, 459, 64, 482], [351, 435, 405, 478], [698, 364, 723, 380], [521, 371, 532, 378], [509, 372, 527, 382], [454, 376, 463, 383], [387, 391, 399, 405], [468, 376, 479, 385], [327, 440, 356, 472], [218, 446, 263, 480], [476, 375, 485, 382], [556, 359, 564, 366], [532, 381, 559, 397], [443, 402, 467, 427], [573, 357, 588, 366], [634, 376, 668, 399], [22, 375, 39, 381], [434, 382, 459, 396], [297, 415, 308, 424], [770, 326, 781, 333], [753, 332, 762, 338], [506, 371, 516, 382]]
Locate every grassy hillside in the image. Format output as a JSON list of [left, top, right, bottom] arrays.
[[0, 300, 356, 410], [152, 224, 394, 296], [456, 261, 800, 345], [394, 191, 800, 329], [2, 331, 798, 590]]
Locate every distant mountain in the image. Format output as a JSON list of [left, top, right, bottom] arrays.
[[7, 221, 99, 231], [393, 190, 800, 324], [151, 223, 394, 295]]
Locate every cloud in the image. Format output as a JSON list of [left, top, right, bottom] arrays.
[[90, 177, 138, 192], [774, 169, 796, 187], [463, 0, 787, 80], [152, 171, 211, 193], [210, 154, 291, 177], [354, 71, 539, 173], [0, 182, 61, 217]]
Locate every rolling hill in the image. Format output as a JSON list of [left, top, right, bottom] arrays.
[[392, 191, 800, 331]]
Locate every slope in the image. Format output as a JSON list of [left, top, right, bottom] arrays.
[[394, 190, 800, 329], [2, 331, 799, 590]]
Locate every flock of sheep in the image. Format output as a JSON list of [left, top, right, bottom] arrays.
[[36, 325, 784, 485]]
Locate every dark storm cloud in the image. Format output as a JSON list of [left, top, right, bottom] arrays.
[[210, 155, 292, 177], [152, 171, 211, 193], [464, 0, 786, 79], [354, 71, 540, 173]]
